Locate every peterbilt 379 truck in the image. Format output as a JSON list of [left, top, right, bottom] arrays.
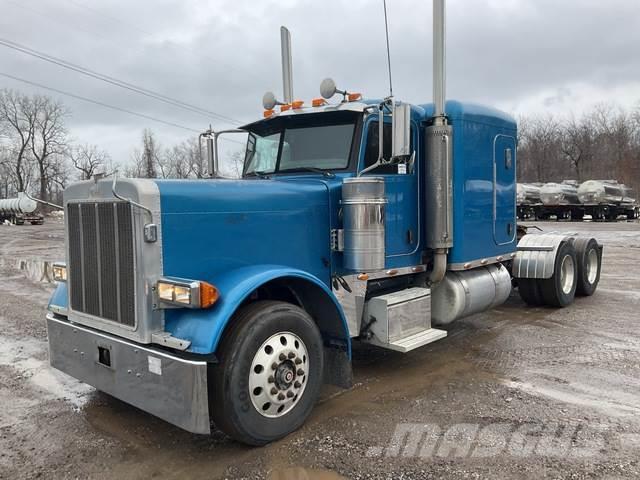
[[46, 0, 603, 445]]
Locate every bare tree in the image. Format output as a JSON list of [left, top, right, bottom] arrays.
[[561, 113, 596, 182], [0, 89, 37, 192], [29, 95, 69, 202], [69, 143, 113, 180], [142, 129, 159, 178]]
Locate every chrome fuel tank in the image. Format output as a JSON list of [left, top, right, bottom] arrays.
[[431, 263, 512, 325]]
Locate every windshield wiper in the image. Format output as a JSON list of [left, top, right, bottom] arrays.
[[244, 170, 271, 179], [279, 167, 335, 178]]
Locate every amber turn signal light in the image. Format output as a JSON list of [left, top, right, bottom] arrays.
[[200, 282, 219, 308]]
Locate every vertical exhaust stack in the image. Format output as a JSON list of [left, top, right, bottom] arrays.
[[433, 0, 446, 125], [280, 26, 293, 104], [426, 0, 453, 283]]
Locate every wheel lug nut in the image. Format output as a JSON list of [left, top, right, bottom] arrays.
[[277, 393, 285, 401], [288, 352, 296, 359], [271, 362, 278, 370], [279, 353, 286, 361], [268, 375, 275, 383], [296, 368, 304, 376], [294, 381, 301, 388], [287, 391, 294, 398], [294, 358, 302, 365], [270, 387, 278, 395]]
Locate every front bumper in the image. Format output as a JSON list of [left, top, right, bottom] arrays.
[[46, 313, 210, 434]]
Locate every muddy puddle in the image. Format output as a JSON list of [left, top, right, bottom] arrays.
[[0, 257, 56, 283], [268, 467, 345, 480]]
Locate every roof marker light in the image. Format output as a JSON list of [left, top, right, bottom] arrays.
[[347, 93, 362, 102], [264, 109, 275, 118], [312, 98, 327, 107], [291, 100, 304, 109], [280, 104, 291, 112]]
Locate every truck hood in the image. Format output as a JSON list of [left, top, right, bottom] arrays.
[[154, 178, 334, 284]]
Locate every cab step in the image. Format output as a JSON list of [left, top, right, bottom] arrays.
[[369, 327, 447, 353], [362, 287, 447, 353]]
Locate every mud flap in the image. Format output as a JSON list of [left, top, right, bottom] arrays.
[[323, 346, 353, 389]]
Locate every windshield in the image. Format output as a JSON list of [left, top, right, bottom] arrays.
[[243, 112, 358, 176]]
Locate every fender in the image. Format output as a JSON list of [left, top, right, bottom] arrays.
[[163, 264, 352, 356], [48, 281, 68, 316], [513, 232, 572, 279]]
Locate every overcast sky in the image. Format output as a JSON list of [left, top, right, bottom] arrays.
[[1, 0, 639, 164]]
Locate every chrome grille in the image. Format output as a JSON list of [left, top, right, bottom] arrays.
[[67, 201, 136, 326]]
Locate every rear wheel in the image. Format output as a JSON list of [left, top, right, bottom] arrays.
[[210, 301, 323, 445], [574, 237, 601, 296], [539, 241, 578, 307], [518, 278, 543, 306]]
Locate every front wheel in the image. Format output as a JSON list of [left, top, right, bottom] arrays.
[[210, 301, 324, 445]]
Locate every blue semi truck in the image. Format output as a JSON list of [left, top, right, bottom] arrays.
[[46, 0, 602, 445]]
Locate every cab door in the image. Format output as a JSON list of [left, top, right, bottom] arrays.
[[360, 119, 419, 261], [493, 134, 517, 245]]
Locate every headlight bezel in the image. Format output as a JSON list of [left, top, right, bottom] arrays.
[[155, 278, 218, 309]]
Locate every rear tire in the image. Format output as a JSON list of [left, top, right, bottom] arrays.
[[539, 241, 578, 307], [210, 301, 323, 446], [573, 237, 601, 296], [518, 278, 543, 306]]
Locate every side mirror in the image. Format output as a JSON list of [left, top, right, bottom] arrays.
[[262, 91, 278, 110], [391, 103, 411, 158], [206, 136, 215, 175], [320, 78, 337, 99]]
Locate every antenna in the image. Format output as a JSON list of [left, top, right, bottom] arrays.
[[382, 0, 393, 97]]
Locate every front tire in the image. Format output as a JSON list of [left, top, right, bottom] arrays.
[[210, 301, 324, 445]]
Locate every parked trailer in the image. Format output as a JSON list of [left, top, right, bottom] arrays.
[[46, 0, 604, 445], [578, 180, 638, 220], [519, 180, 640, 221], [516, 183, 542, 220], [0, 192, 43, 225]]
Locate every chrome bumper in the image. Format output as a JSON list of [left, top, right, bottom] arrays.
[[46, 313, 210, 434]]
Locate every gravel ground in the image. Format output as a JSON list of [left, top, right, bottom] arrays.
[[1, 219, 639, 479]]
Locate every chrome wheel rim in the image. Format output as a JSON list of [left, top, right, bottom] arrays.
[[586, 248, 598, 284], [560, 254, 575, 294], [249, 331, 309, 418]]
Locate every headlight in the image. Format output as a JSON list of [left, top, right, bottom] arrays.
[[52, 263, 67, 282], [156, 278, 219, 309]]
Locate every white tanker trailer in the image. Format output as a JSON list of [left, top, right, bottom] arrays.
[[518, 179, 639, 222], [578, 180, 636, 205], [0, 193, 44, 225], [516, 183, 543, 220], [540, 182, 580, 206], [517, 183, 542, 205]]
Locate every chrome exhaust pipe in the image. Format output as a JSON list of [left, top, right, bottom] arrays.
[[280, 26, 293, 104], [428, 0, 452, 284], [433, 0, 446, 124]]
